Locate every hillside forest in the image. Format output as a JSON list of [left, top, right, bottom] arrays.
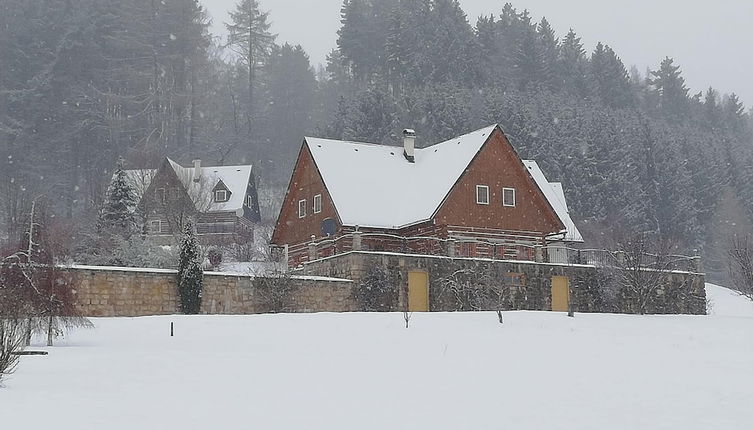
[[1, 0, 752, 281]]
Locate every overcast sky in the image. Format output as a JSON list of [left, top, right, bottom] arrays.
[[203, 0, 753, 108]]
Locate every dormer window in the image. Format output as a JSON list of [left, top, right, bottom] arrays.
[[212, 179, 231, 203]]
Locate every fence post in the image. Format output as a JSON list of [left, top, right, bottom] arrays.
[[308, 235, 317, 261], [447, 238, 456, 257], [692, 253, 703, 273], [534, 245, 543, 263], [352, 230, 362, 251]]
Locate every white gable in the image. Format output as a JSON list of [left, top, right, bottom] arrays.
[[306, 125, 497, 229], [522, 161, 583, 243]]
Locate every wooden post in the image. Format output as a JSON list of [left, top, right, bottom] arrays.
[[447, 238, 456, 257], [308, 235, 317, 261], [534, 245, 543, 263], [693, 255, 703, 273], [170, 322, 174, 337]]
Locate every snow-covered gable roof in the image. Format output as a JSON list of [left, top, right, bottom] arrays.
[[123, 159, 253, 213], [522, 161, 583, 243], [306, 125, 583, 242], [306, 125, 498, 229]]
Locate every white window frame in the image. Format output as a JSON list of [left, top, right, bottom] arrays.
[[313, 194, 322, 214], [214, 189, 228, 203], [476, 185, 490, 205], [149, 220, 162, 234], [502, 187, 516, 207], [246, 195, 253, 207], [298, 199, 307, 218]]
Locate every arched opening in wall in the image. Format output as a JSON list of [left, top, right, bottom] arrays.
[[321, 218, 336, 237]]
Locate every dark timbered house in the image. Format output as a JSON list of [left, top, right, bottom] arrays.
[[123, 158, 260, 245]]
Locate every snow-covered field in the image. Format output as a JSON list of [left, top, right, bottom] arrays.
[[2, 284, 752, 429]]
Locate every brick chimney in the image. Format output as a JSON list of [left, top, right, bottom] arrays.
[[403, 129, 416, 163], [192, 159, 201, 182]]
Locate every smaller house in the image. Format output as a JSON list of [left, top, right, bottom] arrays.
[[122, 157, 261, 245]]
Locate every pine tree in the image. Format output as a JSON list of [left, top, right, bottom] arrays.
[[559, 29, 588, 97], [649, 57, 690, 120], [98, 158, 137, 237], [589, 43, 633, 108], [536, 17, 559, 90], [177, 220, 203, 314], [225, 0, 276, 126]]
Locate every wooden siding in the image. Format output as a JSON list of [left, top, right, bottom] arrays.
[[272, 142, 341, 246], [434, 128, 564, 238]]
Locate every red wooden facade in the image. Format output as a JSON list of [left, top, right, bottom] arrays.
[[272, 126, 568, 266]]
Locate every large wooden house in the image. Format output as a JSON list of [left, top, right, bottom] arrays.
[[272, 125, 582, 266], [123, 157, 261, 244]]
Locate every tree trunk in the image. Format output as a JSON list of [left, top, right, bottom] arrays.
[[46, 315, 54, 347]]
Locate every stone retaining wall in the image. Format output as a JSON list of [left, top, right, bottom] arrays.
[[297, 252, 707, 315], [64, 266, 357, 317]]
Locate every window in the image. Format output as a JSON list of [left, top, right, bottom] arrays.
[[298, 199, 307, 218], [313, 194, 322, 214], [155, 188, 166, 204], [148, 220, 162, 234], [476, 185, 489, 205], [502, 187, 516, 207], [246, 195, 253, 207], [214, 189, 228, 203]]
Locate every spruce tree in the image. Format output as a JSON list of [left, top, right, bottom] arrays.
[[98, 158, 137, 238], [177, 220, 203, 314], [226, 0, 276, 124], [649, 57, 690, 120]]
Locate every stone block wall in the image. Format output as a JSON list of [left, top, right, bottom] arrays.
[[298, 252, 707, 315], [63, 266, 357, 317]]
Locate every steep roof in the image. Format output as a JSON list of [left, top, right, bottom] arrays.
[[306, 125, 497, 229], [123, 159, 253, 213], [305, 125, 583, 242]]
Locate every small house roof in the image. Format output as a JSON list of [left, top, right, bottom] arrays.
[[122, 159, 253, 213]]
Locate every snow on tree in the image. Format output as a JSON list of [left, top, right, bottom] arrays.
[[177, 220, 203, 314], [98, 157, 137, 237]]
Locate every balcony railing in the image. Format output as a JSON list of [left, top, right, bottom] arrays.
[[279, 232, 703, 274]]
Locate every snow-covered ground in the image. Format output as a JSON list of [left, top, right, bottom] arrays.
[[2, 284, 752, 429]]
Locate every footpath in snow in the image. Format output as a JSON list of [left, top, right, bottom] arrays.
[[1, 284, 751, 430]]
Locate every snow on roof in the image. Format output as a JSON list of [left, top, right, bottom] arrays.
[[522, 161, 583, 243], [123, 159, 253, 213], [306, 125, 498, 229]]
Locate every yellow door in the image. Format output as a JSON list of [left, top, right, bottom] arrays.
[[408, 271, 429, 312], [551, 276, 569, 312]]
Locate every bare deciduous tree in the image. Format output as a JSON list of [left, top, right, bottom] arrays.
[[612, 235, 676, 314], [728, 234, 753, 301]]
